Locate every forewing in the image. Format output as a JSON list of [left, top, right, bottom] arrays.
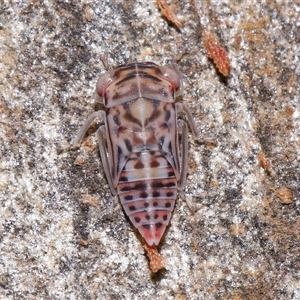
[[154, 102, 180, 181]]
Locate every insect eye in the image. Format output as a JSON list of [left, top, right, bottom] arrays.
[[96, 72, 114, 106], [161, 65, 182, 97]]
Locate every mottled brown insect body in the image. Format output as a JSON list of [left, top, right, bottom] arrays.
[[73, 62, 198, 246]]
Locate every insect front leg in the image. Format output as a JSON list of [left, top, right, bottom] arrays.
[[71, 111, 106, 148], [175, 102, 217, 145]]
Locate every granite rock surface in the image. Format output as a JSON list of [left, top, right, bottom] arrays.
[[0, 0, 299, 299]]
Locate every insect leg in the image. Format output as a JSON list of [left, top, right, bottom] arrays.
[[71, 111, 106, 148], [176, 102, 217, 145], [176, 102, 199, 139], [177, 119, 194, 209], [177, 119, 188, 191], [96, 126, 117, 196]]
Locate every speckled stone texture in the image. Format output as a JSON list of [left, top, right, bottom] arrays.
[[0, 0, 299, 299]]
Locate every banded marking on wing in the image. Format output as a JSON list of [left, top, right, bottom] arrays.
[[107, 99, 180, 186]]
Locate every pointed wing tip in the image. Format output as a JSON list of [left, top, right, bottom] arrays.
[[138, 223, 167, 246]]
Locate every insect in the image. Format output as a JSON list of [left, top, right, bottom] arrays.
[[72, 62, 200, 246]]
